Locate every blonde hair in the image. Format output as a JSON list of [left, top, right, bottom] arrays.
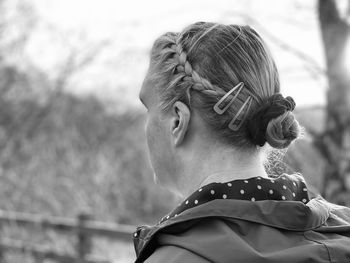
[[149, 22, 300, 149]]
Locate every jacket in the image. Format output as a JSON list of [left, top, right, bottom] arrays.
[[133, 196, 350, 262]]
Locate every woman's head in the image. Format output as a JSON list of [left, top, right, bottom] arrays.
[[139, 22, 300, 192]]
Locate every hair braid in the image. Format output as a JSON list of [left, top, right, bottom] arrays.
[[168, 38, 226, 97]]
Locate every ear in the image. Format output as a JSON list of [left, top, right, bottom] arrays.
[[170, 101, 191, 146]]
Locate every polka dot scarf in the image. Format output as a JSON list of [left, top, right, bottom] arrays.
[[158, 173, 310, 224]]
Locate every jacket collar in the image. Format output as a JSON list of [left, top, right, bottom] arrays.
[[133, 196, 330, 262], [157, 173, 309, 225]]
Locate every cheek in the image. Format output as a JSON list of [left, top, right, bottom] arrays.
[[145, 115, 161, 164], [145, 117, 156, 151], [145, 114, 171, 176]]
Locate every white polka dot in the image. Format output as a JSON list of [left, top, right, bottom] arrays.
[[185, 200, 189, 205], [269, 190, 273, 194], [282, 196, 286, 200], [302, 199, 307, 203], [227, 183, 232, 187], [194, 200, 198, 205], [271, 180, 275, 183], [244, 180, 249, 183], [251, 197, 256, 201], [283, 185, 287, 189], [223, 194, 227, 199], [257, 185, 262, 190], [134, 232, 138, 237], [240, 189, 245, 194], [282, 177, 286, 180], [292, 192, 296, 197], [166, 215, 170, 219], [303, 188, 307, 192], [257, 177, 262, 180], [293, 182, 297, 187], [199, 188, 202, 192], [175, 214, 178, 217], [210, 190, 215, 195]]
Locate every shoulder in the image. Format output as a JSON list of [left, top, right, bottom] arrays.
[[150, 217, 255, 262], [141, 218, 239, 263], [145, 245, 210, 263]]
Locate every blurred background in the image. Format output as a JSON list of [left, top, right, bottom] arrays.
[[0, 0, 348, 262]]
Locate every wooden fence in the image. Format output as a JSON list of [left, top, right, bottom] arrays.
[[0, 210, 135, 263]]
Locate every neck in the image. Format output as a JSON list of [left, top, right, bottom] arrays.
[[175, 147, 267, 198]]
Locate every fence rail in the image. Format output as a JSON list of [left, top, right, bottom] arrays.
[[0, 210, 135, 263], [0, 238, 109, 263]]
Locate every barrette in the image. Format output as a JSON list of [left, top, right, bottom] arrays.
[[213, 82, 244, 115], [228, 96, 252, 131]]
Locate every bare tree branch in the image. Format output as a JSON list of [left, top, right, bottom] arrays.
[[224, 11, 327, 78], [54, 40, 110, 92]]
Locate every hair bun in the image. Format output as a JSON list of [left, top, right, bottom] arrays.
[[247, 94, 300, 148], [265, 111, 300, 149]]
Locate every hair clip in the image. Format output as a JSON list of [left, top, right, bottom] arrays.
[[228, 96, 252, 131], [213, 82, 244, 115]]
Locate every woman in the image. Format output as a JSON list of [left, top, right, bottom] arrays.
[[134, 22, 350, 263]]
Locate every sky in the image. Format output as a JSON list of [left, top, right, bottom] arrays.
[[22, 0, 345, 108]]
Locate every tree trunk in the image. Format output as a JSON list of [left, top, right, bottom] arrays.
[[318, 0, 350, 205]]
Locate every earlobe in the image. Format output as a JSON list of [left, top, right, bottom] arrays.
[[171, 101, 191, 146]]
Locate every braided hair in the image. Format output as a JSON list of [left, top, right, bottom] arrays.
[[149, 22, 300, 149]]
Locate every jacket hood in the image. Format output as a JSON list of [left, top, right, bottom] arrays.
[[134, 196, 332, 262]]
